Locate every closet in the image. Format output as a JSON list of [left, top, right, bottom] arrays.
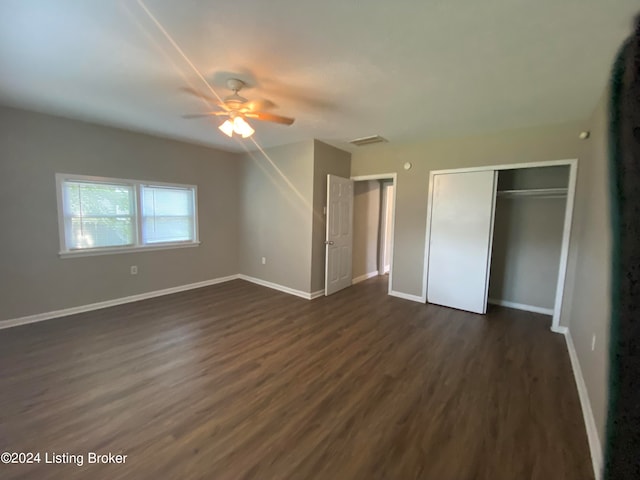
[[425, 162, 574, 327], [489, 166, 569, 315]]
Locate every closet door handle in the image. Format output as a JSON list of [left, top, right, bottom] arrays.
[[324, 241, 335, 245]]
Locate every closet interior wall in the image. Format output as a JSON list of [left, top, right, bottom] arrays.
[[489, 166, 570, 314]]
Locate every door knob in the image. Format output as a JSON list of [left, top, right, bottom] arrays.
[[324, 240, 335, 245]]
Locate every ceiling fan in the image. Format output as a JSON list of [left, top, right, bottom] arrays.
[[182, 78, 295, 138]]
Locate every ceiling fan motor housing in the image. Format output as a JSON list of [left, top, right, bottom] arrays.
[[226, 78, 246, 93]]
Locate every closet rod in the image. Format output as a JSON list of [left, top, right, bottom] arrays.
[[496, 187, 568, 199]]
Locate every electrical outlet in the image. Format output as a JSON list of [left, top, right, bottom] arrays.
[[591, 334, 596, 351], [261, 257, 266, 265], [130, 265, 138, 275]]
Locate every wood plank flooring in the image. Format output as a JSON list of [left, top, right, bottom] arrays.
[[0, 276, 593, 479]]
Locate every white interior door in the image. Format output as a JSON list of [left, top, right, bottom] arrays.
[[325, 174, 354, 296], [427, 170, 497, 313]]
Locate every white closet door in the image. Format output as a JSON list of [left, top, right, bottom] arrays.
[[427, 170, 497, 314]]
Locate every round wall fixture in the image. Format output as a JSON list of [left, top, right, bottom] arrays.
[[403, 162, 412, 170], [579, 131, 591, 140]]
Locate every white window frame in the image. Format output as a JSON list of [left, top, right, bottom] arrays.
[[55, 173, 200, 258]]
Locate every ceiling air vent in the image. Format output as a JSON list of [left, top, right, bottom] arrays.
[[349, 135, 388, 147]]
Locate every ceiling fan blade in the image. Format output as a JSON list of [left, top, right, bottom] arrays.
[[246, 112, 295, 125], [182, 112, 228, 119], [243, 99, 276, 112], [180, 87, 229, 110]]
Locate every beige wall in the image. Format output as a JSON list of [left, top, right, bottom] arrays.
[[0, 107, 240, 321], [352, 180, 381, 279], [239, 139, 350, 294], [238, 140, 315, 293], [562, 92, 611, 447], [351, 122, 583, 300], [310, 141, 351, 292]]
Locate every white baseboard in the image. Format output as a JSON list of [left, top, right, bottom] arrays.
[[309, 289, 325, 300], [563, 330, 603, 480], [551, 325, 568, 335], [352, 271, 379, 285], [389, 290, 425, 303], [488, 298, 554, 316], [237, 274, 315, 300], [0, 274, 240, 331], [0, 273, 328, 331]]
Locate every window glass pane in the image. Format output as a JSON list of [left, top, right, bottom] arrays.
[[62, 181, 134, 250], [141, 186, 195, 244], [69, 217, 134, 249], [65, 182, 132, 216]]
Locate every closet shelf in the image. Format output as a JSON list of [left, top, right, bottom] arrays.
[[497, 187, 567, 199]]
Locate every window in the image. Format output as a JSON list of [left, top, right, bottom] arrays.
[[56, 174, 198, 257], [141, 185, 195, 244]]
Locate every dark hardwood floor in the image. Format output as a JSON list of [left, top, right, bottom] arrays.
[[0, 276, 593, 480]]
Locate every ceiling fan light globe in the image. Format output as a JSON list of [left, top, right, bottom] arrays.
[[218, 119, 234, 137], [241, 124, 255, 138], [233, 116, 254, 138]]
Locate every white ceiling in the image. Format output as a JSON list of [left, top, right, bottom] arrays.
[[0, 1, 637, 153]]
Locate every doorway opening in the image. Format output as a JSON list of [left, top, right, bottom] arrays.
[[351, 174, 396, 294]]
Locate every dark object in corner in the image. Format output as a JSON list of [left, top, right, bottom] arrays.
[[605, 12, 640, 480]]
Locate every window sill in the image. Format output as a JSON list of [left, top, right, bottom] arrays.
[[59, 242, 200, 259]]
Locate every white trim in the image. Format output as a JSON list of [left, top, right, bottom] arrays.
[[0, 274, 329, 330], [421, 170, 436, 304], [378, 182, 390, 276], [488, 298, 554, 316], [352, 271, 379, 284], [550, 325, 568, 334], [552, 159, 578, 331], [425, 158, 578, 176], [482, 172, 499, 314], [351, 173, 397, 297], [422, 159, 578, 326], [55, 173, 198, 191], [0, 274, 239, 331], [237, 274, 315, 300], [59, 241, 200, 258], [389, 290, 424, 303], [350, 173, 396, 181], [563, 330, 603, 480]]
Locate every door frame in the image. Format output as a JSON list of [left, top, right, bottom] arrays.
[[422, 158, 578, 333], [351, 173, 398, 296], [378, 181, 393, 275]]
